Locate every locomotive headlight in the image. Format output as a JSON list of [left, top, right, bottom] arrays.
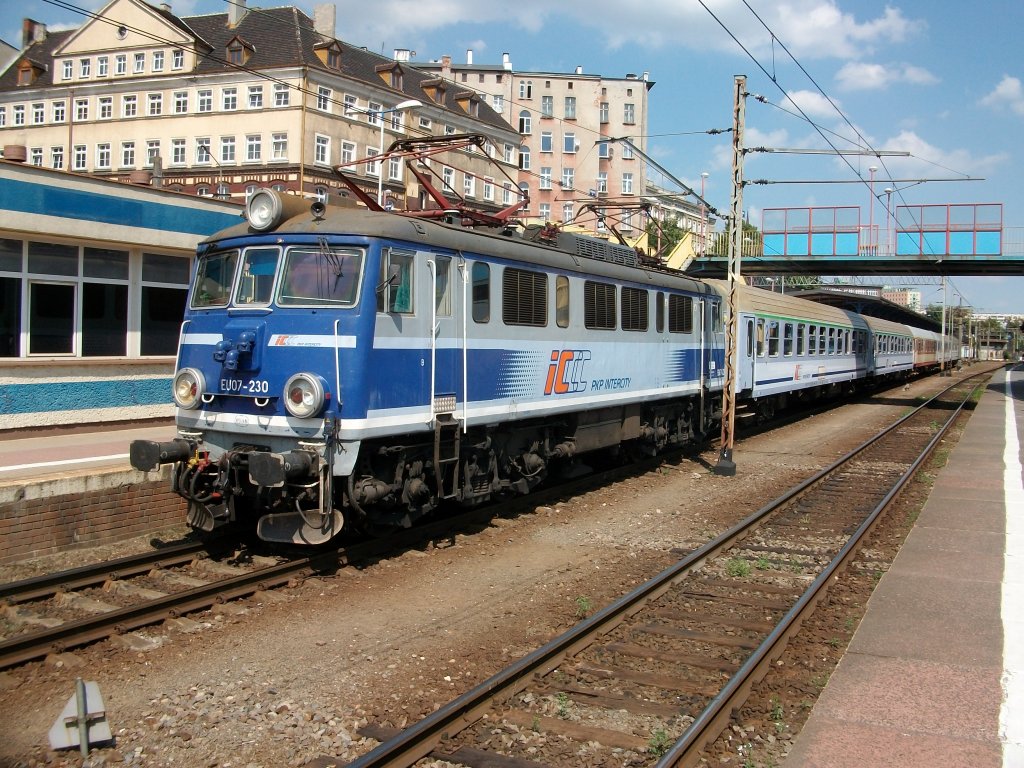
[[245, 188, 310, 232], [283, 373, 326, 418], [172, 368, 206, 410]]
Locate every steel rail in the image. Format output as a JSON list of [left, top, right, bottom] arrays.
[[341, 371, 986, 768], [654, 371, 984, 767]]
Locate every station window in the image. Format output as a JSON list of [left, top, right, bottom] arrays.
[[502, 267, 547, 327], [584, 280, 616, 330], [471, 262, 489, 323]]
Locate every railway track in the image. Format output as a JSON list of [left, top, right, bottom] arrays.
[[327, 372, 984, 768]]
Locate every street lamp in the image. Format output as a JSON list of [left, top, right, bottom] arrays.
[[868, 165, 877, 252], [346, 98, 422, 205], [198, 145, 229, 199]]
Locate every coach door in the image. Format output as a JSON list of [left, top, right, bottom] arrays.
[[427, 253, 466, 499]]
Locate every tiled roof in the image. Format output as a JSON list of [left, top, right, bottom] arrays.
[[1, 2, 514, 133]]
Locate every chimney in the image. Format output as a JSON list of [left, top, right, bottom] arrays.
[[228, 0, 248, 27], [466, 49, 473, 65], [21, 18, 47, 48], [159, 3, 171, 12], [502, 52, 511, 71], [313, 4, 335, 38], [393, 48, 411, 62], [575, 65, 583, 75], [441, 55, 451, 76]]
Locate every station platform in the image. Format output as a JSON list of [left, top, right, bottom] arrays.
[[783, 363, 1024, 767]]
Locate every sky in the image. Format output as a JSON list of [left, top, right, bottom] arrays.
[[6, 0, 1024, 314]]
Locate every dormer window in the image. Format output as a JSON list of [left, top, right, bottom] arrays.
[[17, 60, 45, 87], [421, 78, 447, 105], [374, 62, 405, 90], [314, 41, 342, 70], [226, 36, 254, 66], [456, 92, 481, 117]]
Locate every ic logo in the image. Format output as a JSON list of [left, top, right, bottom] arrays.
[[543, 349, 591, 395]]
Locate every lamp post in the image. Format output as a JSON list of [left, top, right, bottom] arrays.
[[198, 145, 228, 199], [883, 187, 893, 255], [346, 98, 422, 205], [868, 165, 877, 252]]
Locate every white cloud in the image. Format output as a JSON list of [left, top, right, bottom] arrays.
[[836, 61, 938, 91], [979, 75, 1024, 116], [785, 89, 841, 119], [874, 130, 1007, 179]]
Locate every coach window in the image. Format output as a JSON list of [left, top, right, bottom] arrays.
[[378, 249, 414, 314], [808, 324, 817, 355], [819, 325, 827, 354], [503, 267, 548, 326], [555, 275, 570, 328], [711, 301, 723, 332], [797, 323, 806, 355], [756, 318, 765, 356], [767, 320, 780, 356], [434, 256, 452, 316], [584, 280, 616, 330], [471, 262, 490, 323], [783, 322, 794, 356], [655, 291, 664, 333], [746, 319, 754, 356], [668, 294, 693, 334], [621, 286, 648, 331], [827, 327, 836, 355]]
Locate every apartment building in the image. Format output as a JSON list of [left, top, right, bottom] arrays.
[[409, 50, 654, 237], [0, 0, 521, 209]]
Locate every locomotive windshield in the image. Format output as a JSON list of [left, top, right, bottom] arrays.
[[190, 245, 364, 308]]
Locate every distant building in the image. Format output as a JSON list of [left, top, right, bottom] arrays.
[[409, 50, 655, 238], [881, 288, 922, 312], [0, 0, 520, 208]]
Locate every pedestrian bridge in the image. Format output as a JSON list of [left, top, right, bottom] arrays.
[[686, 203, 1024, 276]]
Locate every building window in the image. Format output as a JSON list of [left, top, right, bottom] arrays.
[[597, 172, 607, 193], [62, 60, 73, 80], [622, 172, 633, 194], [174, 91, 188, 113], [272, 133, 287, 160], [492, 94, 503, 113], [518, 79, 532, 99], [121, 141, 135, 168], [564, 96, 576, 119], [541, 95, 553, 117], [563, 132, 577, 153], [73, 145, 86, 170], [79, 58, 91, 78], [222, 88, 237, 111], [197, 89, 212, 113], [316, 86, 331, 112], [96, 143, 111, 169], [74, 99, 88, 121], [561, 168, 574, 190], [13, 105, 24, 125], [52, 101, 65, 123], [122, 95, 137, 117], [172, 49, 184, 70], [539, 167, 552, 190], [246, 135, 261, 161], [30, 148, 42, 166], [152, 51, 164, 72], [96, 56, 108, 77], [540, 132, 553, 152], [51, 146, 64, 169], [599, 102, 609, 123], [388, 155, 401, 181], [622, 142, 634, 159], [32, 103, 44, 124], [483, 178, 494, 201], [464, 174, 476, 198], [538, 202, 551, 220], [99, 97, 112, 119], [343, 93, 357, 114], [147, 93, 162, 116], [248, 85, 263, 109], [314, 186, 328, 203], [518, 110, 531, 134], [519, 146, 530, 171], [274, 83, 289, 107], [146, 140, 160, 166], [0, 107, 5, 127], [562, 202, 574, 223], [195, 137, 211, 164], [220, 136, 235, 163], [133, 53, 145, 73], [115, 54, 127, 75], [340, 141, 355, 164], [366, 147, 379, 177], [442, 166, 454, 189], [623, 102, 636, 124], [313, 134, 330, 165], [171, 138, 186, 164]]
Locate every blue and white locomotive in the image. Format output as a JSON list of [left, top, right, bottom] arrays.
[[130, 188, 958, 545]]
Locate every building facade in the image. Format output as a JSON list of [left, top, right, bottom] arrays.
[[409, 50, 654, 238], [0, 0, 521, 210]]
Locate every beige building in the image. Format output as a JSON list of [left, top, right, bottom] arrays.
[[408, 50, 654, 238], [0, 0, 521, 211]]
